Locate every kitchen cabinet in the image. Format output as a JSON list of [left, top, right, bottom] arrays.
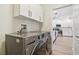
[[53, 5, 72, 20], [29, 4, 39, 21], [53, 8, 66, 20], [29, 4, 43, 22], [14, 4, 30, 18], [13, 4, 43, 22], [39, 5, 43, 22]]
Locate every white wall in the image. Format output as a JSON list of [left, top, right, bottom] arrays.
[[73, 5, 79, 36], [41, 5, 52, 31], [0, 5, 13, 54], [52, 5, 73, 36], [41, 4, 68, 31], [0, 4, 41, 54], [12, 17, 41, 32]]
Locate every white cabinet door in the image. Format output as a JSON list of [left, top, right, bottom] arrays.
[[29, 4, 39, 20], [30, 4, 43, 22], [13, 4, 20, 17], [53, 6, 72, 20], [20, 4, 30, 17], [14, 4, 30, 17], [13, 4, 43, 22], [39, 5, 43, 22]]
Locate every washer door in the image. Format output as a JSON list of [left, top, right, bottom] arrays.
[[25, 41, 38, 55]]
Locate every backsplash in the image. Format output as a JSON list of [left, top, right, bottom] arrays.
[[12, 17, 42, 33]]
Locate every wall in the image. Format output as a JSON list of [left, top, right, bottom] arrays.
[[0, 5, 13, 54], [41, 5, 52, 31], [52, 5, 73, 36], [12, 17, 41, 32], [41, 4, 73, 36], [73, 5, 79, 36], [41, 4, 68, 31], [0, 4, 41, 54]]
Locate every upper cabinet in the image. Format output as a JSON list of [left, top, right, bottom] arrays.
[[53, 5, 73, 20], [39, 5, 44, 22], [13, 4, 43, 22]]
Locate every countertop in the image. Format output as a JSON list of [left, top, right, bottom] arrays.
[[6, 31, 50, 38]]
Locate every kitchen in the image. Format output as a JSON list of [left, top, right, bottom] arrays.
[[0, 4, 79, 55]]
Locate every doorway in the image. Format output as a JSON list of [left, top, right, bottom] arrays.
[[52, 5, 73, 55]]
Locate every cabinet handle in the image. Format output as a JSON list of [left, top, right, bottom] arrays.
[[16, 39, 20, 43], [28, 10, 30, 16], [28, 10, 32, 17], [39, 16, 41, 20], [30, 11, 32, 17]]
